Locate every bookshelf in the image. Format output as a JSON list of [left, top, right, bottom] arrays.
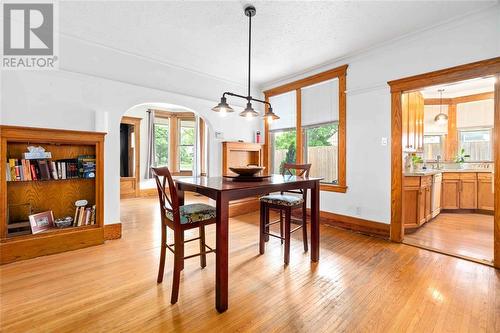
[[1, 126, 105, 264]]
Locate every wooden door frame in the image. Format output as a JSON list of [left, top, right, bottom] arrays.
[[120, 116, 141, 197], [387, 57, 500, 268]]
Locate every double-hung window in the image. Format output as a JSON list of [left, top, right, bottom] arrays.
[[302, 78, 339, 184], [459, 129, 492, 161], [178, 119, 195, 171], [269, 91, 297, 174], [153, 117, 169, 167]]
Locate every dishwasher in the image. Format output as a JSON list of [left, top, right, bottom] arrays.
[[431, 173, 442, 218]]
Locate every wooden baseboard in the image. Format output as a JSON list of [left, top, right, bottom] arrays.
[[140, 188, 157, 197], [104, 223, 122, 240], [229, 197, 260, 217], [0, 227, 104, 265], [301, 209, 390, 238]]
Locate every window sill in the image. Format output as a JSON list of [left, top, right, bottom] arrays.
[[320, 184, 348, 193]]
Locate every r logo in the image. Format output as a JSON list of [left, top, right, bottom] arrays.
[[3, 3, 54, 56]]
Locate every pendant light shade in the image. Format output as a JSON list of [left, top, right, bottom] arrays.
[[434, 88, 448, 124], [262, 106, 280, 123], [211, 96, 234, 114], [211, 5, 278, 121], [434, 112, 448, 124], [240, 102, 259, 118]]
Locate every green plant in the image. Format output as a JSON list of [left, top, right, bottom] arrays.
[[454, 148, 470, 163], [279, 143, 296, 174], [411, 155, 423, 165]]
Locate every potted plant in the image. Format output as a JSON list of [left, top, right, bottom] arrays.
[[454, 148, 470, 167]]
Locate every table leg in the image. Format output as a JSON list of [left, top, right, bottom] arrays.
[[215, 192, 229, 312], [177, 184, 185, 206], [310, 181, 320, 262]]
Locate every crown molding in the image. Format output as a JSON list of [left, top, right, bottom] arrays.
[[259, 3, 499, 91]]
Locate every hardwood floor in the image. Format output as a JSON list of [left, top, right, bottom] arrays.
[[1, 197, 499, 332], [404, 213, 494, 264]]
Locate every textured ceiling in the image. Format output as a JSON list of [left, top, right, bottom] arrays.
[[59, 1, 496, 88]]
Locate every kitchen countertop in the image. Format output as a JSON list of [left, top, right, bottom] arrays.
[[404, 169, 492, 176]]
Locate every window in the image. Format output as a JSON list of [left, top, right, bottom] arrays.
[[304, 123, 338, 183], [459, 129, 492, 161], [153, 118, 169, 167], [302, 78, 339, 184], [423, 135, 443, 161], [269, 90, 297, 174], [264, 65, 347, 192], [178, 119, 195, 171], [270, 129, 297, 174]]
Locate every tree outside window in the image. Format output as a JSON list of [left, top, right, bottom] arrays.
[[179, 120, 195, 171], [154, 122, 169, 167]]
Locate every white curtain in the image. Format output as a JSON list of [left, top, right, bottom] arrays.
[[145, 109, 156, 179]]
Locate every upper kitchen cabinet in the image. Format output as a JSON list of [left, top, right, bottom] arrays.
[[402, 91, 424, 152]]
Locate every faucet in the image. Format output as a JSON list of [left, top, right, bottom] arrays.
[[436, 155, 441, 170]]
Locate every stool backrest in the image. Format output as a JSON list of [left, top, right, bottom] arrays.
[[281, 163, 311, 178], [281, 163, 312, 197], [152, 166, 180, 227]]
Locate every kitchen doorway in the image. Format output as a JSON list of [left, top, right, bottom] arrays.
[[388, 57, 500, 268]]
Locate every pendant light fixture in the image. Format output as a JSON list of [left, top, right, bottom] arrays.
[[434, 89, 448, 124], [212, 5, 279, 122]]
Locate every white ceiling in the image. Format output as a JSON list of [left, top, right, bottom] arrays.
[[421, 77, 496, 98], [59, 1, 496, 88]]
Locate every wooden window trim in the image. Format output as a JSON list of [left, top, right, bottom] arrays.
[[263, 64, 348, 193], [151, 110, 197, 176]]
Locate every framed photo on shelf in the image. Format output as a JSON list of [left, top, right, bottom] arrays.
[[29, 211, 55, 234]]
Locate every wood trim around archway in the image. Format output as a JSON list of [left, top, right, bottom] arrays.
[[387, 57, 500, 268]]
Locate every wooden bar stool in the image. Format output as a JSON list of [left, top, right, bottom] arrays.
[[259, 163, 311, 265], [152, 167, 216, 304]]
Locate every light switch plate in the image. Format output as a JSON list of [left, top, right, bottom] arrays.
[[215, 131, 224, 140], [381, 137, 388, 146]]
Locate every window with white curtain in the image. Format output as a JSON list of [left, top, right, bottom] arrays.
[[269, 91, 297, 174], [302, 78, 339, 184]]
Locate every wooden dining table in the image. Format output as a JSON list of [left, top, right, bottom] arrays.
[[175, 174, 322, 313]]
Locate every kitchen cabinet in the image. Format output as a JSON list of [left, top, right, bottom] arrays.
[[441, 172, 478, 209], [477, 173, 494, 211], [403, 175, 432, 228], [402, 91, 424, 152]]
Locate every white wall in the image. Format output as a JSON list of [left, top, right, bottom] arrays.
[[262, 6, 500, 223]]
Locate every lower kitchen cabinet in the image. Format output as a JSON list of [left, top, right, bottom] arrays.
[[477, 173, 494, 211], [442, 177, 460, 209], [403, 176, 432, 228]]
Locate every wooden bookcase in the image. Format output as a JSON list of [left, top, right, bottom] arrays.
[[222, 141, 263, 217], [0, 126, 105, 264]]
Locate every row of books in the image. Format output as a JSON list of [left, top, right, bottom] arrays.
[[74, 205, 96, 227], [6, 155, 96, 181]]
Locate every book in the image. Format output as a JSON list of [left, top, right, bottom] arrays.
[[78, 155, 96, 178], [6, 163, 11, 181], [84, 208, 91, 225], [9, 159, 16, 181], [30, 164, 38, 180], [49, 161, 58, 180], [37, 160, 51, 180], [90, 205, 96, 225]]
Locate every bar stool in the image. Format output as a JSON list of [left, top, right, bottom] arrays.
[[259, 163, 311, 265]]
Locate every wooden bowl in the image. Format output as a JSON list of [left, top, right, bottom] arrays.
[[229, 166, 265, 176]]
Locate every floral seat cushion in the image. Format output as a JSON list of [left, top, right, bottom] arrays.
[[259, 194, 304, 206], [166, 203, 216, 224]]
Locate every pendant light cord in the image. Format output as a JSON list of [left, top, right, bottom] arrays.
[[247, 13, 252, 99]]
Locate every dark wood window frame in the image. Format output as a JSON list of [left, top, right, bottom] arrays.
[[263, 64, 348, 193]]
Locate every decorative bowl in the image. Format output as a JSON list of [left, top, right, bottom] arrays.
[[54, 217, 73, 228], [229, 166, 265, 176]]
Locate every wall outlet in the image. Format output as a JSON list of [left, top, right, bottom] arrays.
[[381, 137, 388, 146]]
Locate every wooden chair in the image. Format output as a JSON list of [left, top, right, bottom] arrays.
[[259, 163, 311, 265], [152, 166, 216, 304]]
